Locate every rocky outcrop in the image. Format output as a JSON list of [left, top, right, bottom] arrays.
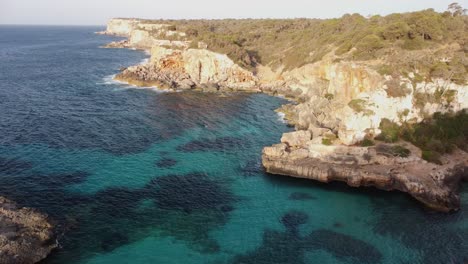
[[263, 137, 468, 212], [101, 19, 190, 50], [116, 46, 258, 91], [259, 59, 468, 146], [128, 30, 190, 50], [0, 197, 57, 263], [103, 18, 141, 36]]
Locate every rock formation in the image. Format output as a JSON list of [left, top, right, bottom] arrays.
[[101, 18, 468, 211], [0, 197, 57, 263], [263, 131, 468, 212], [102, 18, 141, 36], [115, 46, 258, 91]]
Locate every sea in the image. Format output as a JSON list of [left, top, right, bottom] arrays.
[[0, 25, 466, 264]]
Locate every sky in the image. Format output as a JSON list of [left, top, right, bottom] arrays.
[[0, 0, 466, 25]]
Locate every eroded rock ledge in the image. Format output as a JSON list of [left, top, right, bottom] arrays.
[[0, 197, 57, 264], [263, 131, 468, 212]]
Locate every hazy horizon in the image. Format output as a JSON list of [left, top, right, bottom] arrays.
[[1, 0, 464, 26]]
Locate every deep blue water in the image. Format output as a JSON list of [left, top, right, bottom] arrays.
[[0, 26, 467, 264]]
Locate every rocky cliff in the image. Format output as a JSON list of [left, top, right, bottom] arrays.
[[100, 18, 141, 36], [116, 46, 258, 91], [0, 197, 57, 263], [102, 18, 468, 212], [263, 130, 468, 212]]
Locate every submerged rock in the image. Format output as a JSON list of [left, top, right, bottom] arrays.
[[0, 197, 57, 264]]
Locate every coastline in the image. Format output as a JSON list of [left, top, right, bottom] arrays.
[[100, 18, 468, 212]]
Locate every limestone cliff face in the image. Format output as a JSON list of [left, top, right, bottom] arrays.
[[260, 61, 468, 145], [335, 79, 468, 145], [282, 60, 384, 100], [181, 49, 257, 90], [105, 18, 140, 36], [129, 29, 190, 49], [117, 46, 257, 91]]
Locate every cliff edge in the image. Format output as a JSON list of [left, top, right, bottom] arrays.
[[101, 17, 468, 212]]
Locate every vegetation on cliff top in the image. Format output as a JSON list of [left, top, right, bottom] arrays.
[[377, 110, 468, 163], [140, 4, 467, 85]]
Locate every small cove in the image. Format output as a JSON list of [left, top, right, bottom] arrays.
[[0, 25, 466, 264]]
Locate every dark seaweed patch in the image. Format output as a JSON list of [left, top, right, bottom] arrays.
[[155, 158, 177, 168], [305, 230, 382, 263], [281, 211, 308, 235], [333, 222, 343, 228], [100, 230, 129, 252], [288, 192, 317, 201], [232, 229, 307, 264], [44, 172, 238, 262], [146, 173, 236, 212], [239, 160, 263, 177], [0, 171, 91, 216], [0, 166, 238, 262], [177, 137, 247, 152], [0, 157, 33, 175], [372, 197, 468, 264], [232, 211, 382, 264]]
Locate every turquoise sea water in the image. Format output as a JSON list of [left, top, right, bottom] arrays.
[[0, 26, 466, 264]]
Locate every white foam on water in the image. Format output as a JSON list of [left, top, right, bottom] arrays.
[[112, 85, 171, 93], [277, 111, 287, 123], [98, 75, 171, 93], [96, 74, 122, 85], [139, 58, 149, 65], [96, 74, 129, 85]]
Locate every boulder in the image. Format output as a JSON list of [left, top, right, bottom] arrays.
[[281, 131, 311, 148]]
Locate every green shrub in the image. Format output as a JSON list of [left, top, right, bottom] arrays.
[[322, 138, 332, 145], [422, 150, 442, 164], [167, 25, 177, 31], [407, 110, 468, 152], [324, 93, 334, 100], [375, 144, 410, 157], [374, 110, 467, 161], [381, 21, 410, 40], [401, 37, 426, 50], [376, 119, 400, 143], [348, 99, 368, 113], [430, 62, 450, 79], [390, 145, 411, 157], [360, 138, 375, 147], [377, 65, 394, 76], [353, 34, 385, 59], [335, 42, 353, 55]]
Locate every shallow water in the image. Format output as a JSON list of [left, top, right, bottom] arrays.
[[0, 26, 466, 264]]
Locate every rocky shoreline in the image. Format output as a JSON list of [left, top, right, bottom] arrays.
[[263, 131, 468, 212], [101, 18, 468, 212], [0, 197, 57, 264]]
